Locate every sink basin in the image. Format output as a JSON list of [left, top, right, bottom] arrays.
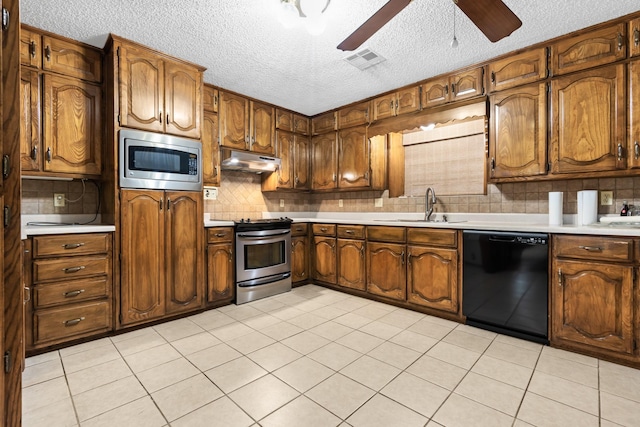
[[373, 219, 467, 224]]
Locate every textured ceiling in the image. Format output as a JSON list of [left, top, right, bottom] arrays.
[[21, 0, 640, 116]]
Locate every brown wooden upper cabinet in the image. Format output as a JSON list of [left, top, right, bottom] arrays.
[[203, 85, 219, 113], [372, 86, 421, 120], [551, 23, 627, 76], [276, 109, 294, 132], [202, 110, 220, 186], [550, 64, 626, 175], [421, 67, 484, 108], [117, 38, 203, 139], [219, 92, 275, 155], [262, 131, 310, 191], [338, 101, 371, 129], [487, 48, 548, 93], [630, 60, 640, 169], [293, 114, 310, 135], [489, 82, 548, 179], [312, 111, 337, 135], [629, 18, 640, 57], [20, 25, 102, 83], [311, 132, 337, 190], [338, 126, 370, 189]]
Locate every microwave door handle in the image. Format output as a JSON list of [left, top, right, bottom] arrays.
[[237, 230, 291, 238]]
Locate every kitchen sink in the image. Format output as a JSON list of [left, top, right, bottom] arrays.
[[373, 219, 467, 224]]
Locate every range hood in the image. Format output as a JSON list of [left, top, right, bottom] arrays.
[[220, 149, 281, 174]]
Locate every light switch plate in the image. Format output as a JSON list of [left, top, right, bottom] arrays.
[[338, 199, 343, 208], [600, 190, 613, 206], [203, 187, 218, 200]]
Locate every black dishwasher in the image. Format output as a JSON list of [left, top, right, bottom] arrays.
[[463, 230, 549, 344]]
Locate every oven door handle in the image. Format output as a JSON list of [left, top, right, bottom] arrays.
[[237, 230, 291, 238], [237, 272, 292, 288]]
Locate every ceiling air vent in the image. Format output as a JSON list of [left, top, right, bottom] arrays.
[[344, 48, 386, 70]]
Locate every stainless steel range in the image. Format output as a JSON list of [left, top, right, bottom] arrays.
[[234, 218, 292, 304]]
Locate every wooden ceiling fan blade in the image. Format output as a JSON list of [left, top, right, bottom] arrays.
[[337, 0, 412, 51], [455, 0, 522, 43]]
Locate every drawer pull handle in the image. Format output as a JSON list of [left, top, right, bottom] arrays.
[[62, 243, 85, 249], [345, 230, 354, 234], [63, 289, 85, 298], [64, 317, 85, 327], [44, 45, 51, 61], [558, 269, 562, 287], [63, 266, 86, 274], [320, 227, 327, 232], [215, 233, 226, 238], [578, 245, 602, 252]]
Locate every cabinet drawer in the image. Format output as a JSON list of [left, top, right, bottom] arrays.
[[207, 227, 234, 243], [33, 255, 110, 282], [367, 226, 406, 243], [312, 224, 336, 236], [33, 233, 110, 257], [34, 276, 110, 309], [554, 235, 633, 262], [407, 228, 457, 247], [291, 223, 309, 236], [33, 301, 111, 345], [337, 225, 366, 239]]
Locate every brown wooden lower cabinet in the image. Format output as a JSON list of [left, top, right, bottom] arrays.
[[292, 236, 309, 284], [206, 226, 234, 304], [366, 241, 406, 300], [337, 238, 366, 291], [407, 245, 458, 313], [312, 236, 336, 284]]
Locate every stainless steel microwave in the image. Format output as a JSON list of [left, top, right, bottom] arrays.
[[119, 129, 202, 191]]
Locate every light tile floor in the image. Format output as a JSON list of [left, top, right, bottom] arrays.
[[22, 284, 640, 427]]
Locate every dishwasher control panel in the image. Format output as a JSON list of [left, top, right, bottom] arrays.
[[516, 236, 547, 245]]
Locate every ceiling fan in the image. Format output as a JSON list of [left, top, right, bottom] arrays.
[[337, 0, 522, 51]]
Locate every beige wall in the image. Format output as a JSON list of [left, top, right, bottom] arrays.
[[23, 175, 640, 218]]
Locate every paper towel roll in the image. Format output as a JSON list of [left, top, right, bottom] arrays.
[[549, 192, 563, 226], [576, 191, 584, 226], [580, 190, 598, 225]]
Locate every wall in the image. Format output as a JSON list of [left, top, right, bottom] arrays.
[[23, 175, 640, 218]]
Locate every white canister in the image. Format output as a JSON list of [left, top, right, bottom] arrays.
[[549, 192, 563, 226]]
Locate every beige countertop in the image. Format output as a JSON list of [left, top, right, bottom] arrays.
[[21, 215, 115, 240]]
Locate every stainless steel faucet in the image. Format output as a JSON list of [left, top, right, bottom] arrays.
[[425, 187, 436, 221]]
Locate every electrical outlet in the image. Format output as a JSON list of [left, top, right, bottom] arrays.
[[338, 199, 343, 208], [374, 198, 383, 208], [600, 190, 613, 206], [203, 187, 218, 200], [54, 193, 65, 207], [280, 199, 285, 208]]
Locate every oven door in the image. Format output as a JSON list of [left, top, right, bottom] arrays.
[[235, 229, 291, 284]]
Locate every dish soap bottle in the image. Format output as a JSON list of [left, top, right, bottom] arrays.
[[621, 201, 629, 216]]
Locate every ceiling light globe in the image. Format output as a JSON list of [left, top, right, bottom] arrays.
[[299, 0, 327, 18], [278, 1, 301, 28], [306, 15, 326, 35], [450, 36, 459, 48]]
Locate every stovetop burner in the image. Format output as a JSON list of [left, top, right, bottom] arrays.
[[234, 217, 292, 232]]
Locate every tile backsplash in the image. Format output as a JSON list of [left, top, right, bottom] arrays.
[[23, 175, 640, 219]]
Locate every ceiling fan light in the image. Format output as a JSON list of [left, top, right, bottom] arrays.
[[305, 14, 326, 36], [278, 0, 301, 29], [299, 0, 328, 18]]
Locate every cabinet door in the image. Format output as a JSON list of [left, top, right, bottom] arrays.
[[276, 109, 293, 131], [120, 190, 166, 325], [551, 23, 626, 76], [337, 239, 365, 291], [366, 242, 406, 301], [42, 74, 102, 175], [202, 111, 220, 186], [407, 246, 458, 313], [42, 35, 102, 83], [551, 64, 625, 174], [631, 61, 640, 169], [165, 191, 204, 314], [20, 69, 41, 172], [487, 48, 548, 92], [311, 111, 336, 135], [293, 135, 310, 190], [421, 76, 450, 108], [451, 67, 484, 102], [293, 114, 310, 135], [291, 236, 308, 283], [20, 27, 40, 68], [338, 101, 370, 128], [164, 60, 202, 139], [311, 132, 337, 190], [219, 92, 249, 150], [372, 93, 396, 121], [275, 131, 294, 189], [338, 126, 370, 189], [207, 243, 234, 303], [313, 236, 336, 284], [250, 101, 275, 155], [203, 85, 218, 113], [396, 86, 421, 115], [631, 18, 640, 58], [489, 82, 548, 178], [552, 259, 633, 354]]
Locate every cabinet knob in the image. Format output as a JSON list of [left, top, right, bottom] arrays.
[[24, 287, 30, 303], [451, 83, 456, 95], [31, 145, 38, 161], [401, 251, 405, 265], [159, 111, 163, 123], [635, 28, 640, 46], [635, 141, 640, 160], [46, 147, 52, 162], [617, 143, 624, 161], [44, 45, 51, 61], [557, 269, 562, 287], [617, 33, 624, 50], [490, 71, 496, 83], [490, 157, 495, 171], [29, 40, 36, 58]]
